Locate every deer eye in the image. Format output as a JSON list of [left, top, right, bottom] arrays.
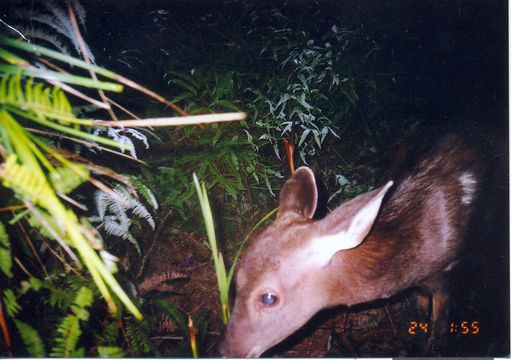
[[261, 293, 278, 306]]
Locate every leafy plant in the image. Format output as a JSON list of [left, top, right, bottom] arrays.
[[154, 299, 209, 358], [0, 32, 243, 358], [193, 173, 235, 324], [49, 286, 93, 357], [13, 319, 46, 357], [0, 222, 12, 278], [167, 68, 241, 114], [97, 346, 124, 357], [10, 0, 93, 61], [0, 40, 141, 318], [160, 66, 282, 226], [90, 176, 158, 254]]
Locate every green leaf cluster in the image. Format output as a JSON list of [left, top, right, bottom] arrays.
[[0, 38, 141, 320]]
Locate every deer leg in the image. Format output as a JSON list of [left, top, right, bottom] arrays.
[[426, 291, 449, 354], [415, 292, 430, 316], [422, 278, 450, 355]]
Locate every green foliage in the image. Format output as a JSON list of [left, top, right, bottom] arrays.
[[149, 123, 281, 223], [0, 38, 142, 319], [167, 68, 241, 114], [193, 174, 234, 324], [14, 319, 46, 357], [51, 164, 91, 195], [0, 1, 421, 357], [155, 299, 209, 357], [159, 66, 282, 228], [0, 71, 74, 124], [0, 222, 12, 277], [124, 317, 156, 355], [98, 346, 124, 357], [2, 288, 21, 317], [50, 286, 93, 357]]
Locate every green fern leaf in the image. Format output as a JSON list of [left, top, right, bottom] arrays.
[[125, 318, 154, 354], [71, 286, 93, 321], [50, 286, 93, 357], [50, 315, 81, 357], [14, 319, 46, 357], [0, 72, 79, 124], [3, 288, 21, 317], [0, 222, 12, 277], [0, 154, 53, 206], [98, 346, 124, 357], [50, 164, 89, 194], [126, 175, 158, 210]]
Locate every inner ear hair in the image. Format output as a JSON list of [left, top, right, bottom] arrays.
[[277, 167, 318, 219]]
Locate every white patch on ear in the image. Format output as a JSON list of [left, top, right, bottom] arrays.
[[305, 181, 393, 267]]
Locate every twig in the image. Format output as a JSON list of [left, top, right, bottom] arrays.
[[25, 202, 79, 264], [94, 112, 246, 127], [0, 204, 26, 212], [66, 1, 117, 120], [27, 128, 150, 167], [0, 19, 28, 40], [119, 318, 133, 355], [58, 192, 87, 211], [44, 241, 83, 277], [150, 335, 184, 341], [16, 217, 50, 279], [135, 208, 174, 280], [14, 257, 33, 277], [37, 58, 110, 109], [106, 97, 141, 122], [113, 73, 189, 116], [384, 305, 397, 334]]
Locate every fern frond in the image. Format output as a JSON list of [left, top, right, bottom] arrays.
[[50, 164, 89, 194], [71, 286, 93, 320], [96, 320, 120, 346], [125, 319, 154, 354], [94, 190, 109, 220], [41, 0, 92, 62], [14, 319, 46, 357], [50, 286, 93, 357], [2, 289, 21, 317], [70, 0, 88, 28], [106, 191, 131, 227], [50, 314, 81, 357], [126, 175, 158, 210], [91, 180, 156, 254], [0, 72, 82, 125], [114, 187, 155, 230], [0, 154, 53, 206], [101, 215, 140, 254], [0, 222, 12, 277], [11, 24, 73, 56]]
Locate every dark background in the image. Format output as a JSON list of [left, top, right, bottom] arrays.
[[83, 0, 508, 125]]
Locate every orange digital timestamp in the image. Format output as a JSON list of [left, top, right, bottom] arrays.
[[407, 321, 480, 335], [407, 321, 429, 335], [450, 321, 480, 335]]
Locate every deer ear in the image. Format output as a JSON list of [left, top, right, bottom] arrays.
[[277, 167, 318, 219], [306, 181, 394, 266]]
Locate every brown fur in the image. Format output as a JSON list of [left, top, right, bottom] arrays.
[[220, 132, 486, 357]]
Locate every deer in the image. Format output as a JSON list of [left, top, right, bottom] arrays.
[[218, 129, 492, 357]]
